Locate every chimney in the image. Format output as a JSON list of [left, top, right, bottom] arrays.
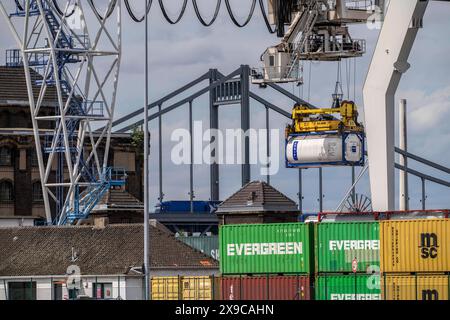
[[93, 216, 109, 229]]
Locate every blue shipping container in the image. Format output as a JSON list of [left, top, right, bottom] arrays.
[[155, 201, 221, 214]]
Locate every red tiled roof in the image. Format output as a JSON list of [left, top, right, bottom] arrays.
[[0, 224, 218, 277]]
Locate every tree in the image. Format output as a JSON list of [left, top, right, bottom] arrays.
[[131, 126, 147, 160]]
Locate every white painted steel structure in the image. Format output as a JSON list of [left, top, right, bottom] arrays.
[[399, 99, 409, 211], [363, 0, 429, 211], [0, 1, 122, 224]]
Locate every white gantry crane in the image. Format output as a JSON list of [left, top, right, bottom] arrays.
[[363, 0, 431, 211], [253, 0, 385, 84], [258, 0, 447, 211], [0, 0, 123, 224]]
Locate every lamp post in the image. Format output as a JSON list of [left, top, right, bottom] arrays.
[[144, 0, 150, 301]]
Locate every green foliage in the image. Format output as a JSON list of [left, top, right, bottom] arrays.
[[131, 127, 145, 156]]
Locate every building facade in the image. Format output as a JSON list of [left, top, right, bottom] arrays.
[[0, 222, 219, 300], [0, 66, 144, 220]]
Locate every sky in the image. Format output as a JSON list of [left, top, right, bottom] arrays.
[[0, 1, 449, 212]]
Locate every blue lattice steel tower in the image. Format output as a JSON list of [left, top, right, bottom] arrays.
[[0, 0, 124, 224]]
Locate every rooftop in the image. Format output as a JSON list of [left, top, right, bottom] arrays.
[[0, 66, 59, 107], [0, 224, 218, 277], [216, 181, 299, 214]]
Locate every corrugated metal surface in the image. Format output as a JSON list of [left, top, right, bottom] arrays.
[[380, 219, 450, 273], [151, 277, 179, 300], [315, 222, 380, 273], [315, 274, 381, 300], [382, 274, 449, 300], [219, 223, 313, 274], [177, 236, 219, 260], [220, 275, 311, 300], [151, 276, 215, 300]]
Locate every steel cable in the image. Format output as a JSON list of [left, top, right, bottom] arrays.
[[51, 0, 76, 18], [192, 0, 221, 27], [39, 0, 276, 34], [124, 0, 153, 23], [259, 0, 276, 33], [14, 0, 24, 11], [224, 0, 256, 28], [88, 0, 118, 20], [158, 0, 188, 25]]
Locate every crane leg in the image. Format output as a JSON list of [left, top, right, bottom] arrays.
[[363, 0, 429, 211]]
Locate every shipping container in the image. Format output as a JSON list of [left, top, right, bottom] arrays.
[[220, 275, 311, 300], [219, 223, 313, 275], [382, 274, 449, 300], [176, 236, 219, 260], [380, 219, 450, 273], [315, 274, 381, 300], [285, 132, 365, 168], [315, 222, 380, 273], [151, 276, 216, 300], [155, 201, 221, 214]]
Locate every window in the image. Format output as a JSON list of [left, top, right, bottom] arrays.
[[93, 283, 113, 300], [0, 180, 13, 202], [53, 283, 63, 301], [269, 55, 275, 67], [32, 181, 43, 202], [31, 149, 47, 167], [0, 147, 12, 166], [31, 150, 39, 167], [8, 282, 37, 300]]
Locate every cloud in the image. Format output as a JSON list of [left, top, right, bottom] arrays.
[[407, 86, 450, 132], [0, 1, 448, 210]]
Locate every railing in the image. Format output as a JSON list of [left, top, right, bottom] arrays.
[[61, 167, 127, 224], [318, 209, 450, 222], [10, 0, 49, 17], [251, 65, 302, 84], [300, 37, 366, 56]]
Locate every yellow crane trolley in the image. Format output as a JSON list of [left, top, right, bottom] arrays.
[[287, 100, 364, 136]]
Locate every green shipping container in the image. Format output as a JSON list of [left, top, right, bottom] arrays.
[[315, 222, 380, 273], [177, 236, 219, 260], [315, 274, 381, 300], [219, 223, 313, 275]]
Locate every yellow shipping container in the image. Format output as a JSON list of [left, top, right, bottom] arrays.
[[382, 274, 449, 300], [151, 276, 214, 300], [151, 277, 179, 300], [380, 219, 450, 273]]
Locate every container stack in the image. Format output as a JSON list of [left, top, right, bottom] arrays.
[[380, 219, 450, 300], [151, 276, 219, 300], [219, 223, 314, 300], [314, 221, 381, 300], [217, 181, 311, 300]]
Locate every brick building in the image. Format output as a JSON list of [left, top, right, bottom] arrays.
[[0, 66, 144, 220]]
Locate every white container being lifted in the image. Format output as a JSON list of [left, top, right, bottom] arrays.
[[285, 132, 365, 168]]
